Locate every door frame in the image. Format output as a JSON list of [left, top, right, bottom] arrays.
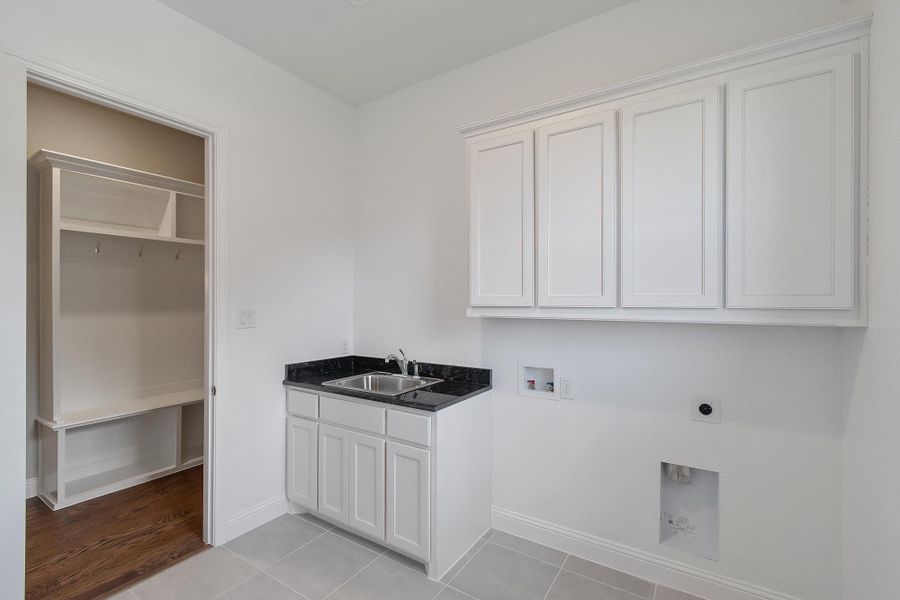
[[7, 49, 228, 545]]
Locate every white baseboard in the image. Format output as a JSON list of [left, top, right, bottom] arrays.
[[26, 477, 38, 499], [222, 494, 287, 543], [491, 506, 806, 600]]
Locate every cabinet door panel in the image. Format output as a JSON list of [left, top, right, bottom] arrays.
[[468, 130, 535, 307], [386, 441, 431, 560], [621, 86, 721, 307], [726, 54, 856, 308], [348, 431, 385, 540], [287, 417, 317, 511], [318, 424, 349, 524], [537, 110, 617, 307]]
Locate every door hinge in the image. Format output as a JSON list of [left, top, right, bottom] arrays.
[[211, 385, 217, 397]]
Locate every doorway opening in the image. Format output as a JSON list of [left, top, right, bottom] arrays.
[[24, 82, 215, 599]]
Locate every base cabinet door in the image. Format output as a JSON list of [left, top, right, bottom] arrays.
[[318, 424, 350, 524], [348, 431, 385, 539], [287, 416, 318, 510], [386, 441, 431, 560]]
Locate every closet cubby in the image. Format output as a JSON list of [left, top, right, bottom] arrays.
[[31, 150, 207, 510], [176, 193, 205, 241]]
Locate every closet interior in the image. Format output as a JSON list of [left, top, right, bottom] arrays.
[[25, 83, 208, 600]]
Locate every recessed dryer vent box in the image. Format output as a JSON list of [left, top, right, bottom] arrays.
[[660, 462, 719, 560], [518, 362, 558, 400]]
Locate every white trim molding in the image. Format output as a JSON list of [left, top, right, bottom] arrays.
[[222, 495, 288, 543], [491, 506, 808, 600], [4, 45, 228, 545]]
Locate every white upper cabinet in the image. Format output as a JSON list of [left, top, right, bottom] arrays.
[[461, 20, 869, 325], [621, 86, 721, 307], [468, 130, 535, 307], [537, 110, 618, 307], [726, 54, 856, 309]]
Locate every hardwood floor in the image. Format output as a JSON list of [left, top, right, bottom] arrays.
[[26, 466, 207, 600]]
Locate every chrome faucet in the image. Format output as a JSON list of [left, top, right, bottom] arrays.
[[385, 348, 409, 376]]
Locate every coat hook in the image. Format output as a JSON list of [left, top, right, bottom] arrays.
[[138, 245, 144, 259], [94, 241, 101, 255], [175, 248, 181, 261]]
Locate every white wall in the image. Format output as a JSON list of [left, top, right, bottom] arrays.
[[353, 1, 872, 598], [841, 0, 900, 598], [1, 0, 355, 548], [0, 50, 27, 600]]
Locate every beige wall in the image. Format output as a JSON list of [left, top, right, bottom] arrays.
[[27, 84, 204, 183]]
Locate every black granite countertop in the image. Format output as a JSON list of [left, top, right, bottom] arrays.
[[283, 355, 491, 412]]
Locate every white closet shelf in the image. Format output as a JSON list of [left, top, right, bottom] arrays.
[[37, 388, 206, 431], [60, 218, 205, 246]]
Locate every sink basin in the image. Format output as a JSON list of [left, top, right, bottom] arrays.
[[322, 372, 443, 397]]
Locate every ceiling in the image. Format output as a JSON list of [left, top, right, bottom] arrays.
[[157, 0, 636, 106]]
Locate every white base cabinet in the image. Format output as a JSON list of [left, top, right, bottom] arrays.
[[287, 416, 317, 510], [349, 431, 386, 540], [285, 387, 491, 579], [386, 441, 431, 559]]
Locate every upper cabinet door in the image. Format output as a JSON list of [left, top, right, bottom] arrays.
[[726, 54, 856, 309], [468, 130, 535, 307], [537, 110, 618, 307], [621, 86, 722, 308]]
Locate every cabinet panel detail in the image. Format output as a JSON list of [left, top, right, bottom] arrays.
[[621, 86, 721, 307]]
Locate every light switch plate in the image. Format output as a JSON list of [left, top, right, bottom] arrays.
[[237, 309, 256, 329]]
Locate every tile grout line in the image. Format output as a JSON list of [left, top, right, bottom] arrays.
[[444, 540, 490, 588], [201, 547, 266, 600], [320, 552, 383, 600], [446, 584, 481, 600], [328, 528, 391, 557], [539, 562, 565, 600], [557, 567, 654, 600], [492, 531, 656, 599], [484, 539, 566, 570]]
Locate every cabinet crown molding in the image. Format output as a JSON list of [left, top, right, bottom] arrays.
[[458, 15, 872, 138]]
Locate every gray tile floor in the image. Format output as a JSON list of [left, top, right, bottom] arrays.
[[111, 513, 705, 600]]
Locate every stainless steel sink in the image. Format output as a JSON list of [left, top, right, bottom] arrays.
[[322, 372, 442, 397]]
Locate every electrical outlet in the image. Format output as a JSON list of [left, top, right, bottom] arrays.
[[690, 396, 721, 424], [237, 309, 256, 329], [560, 378, 574, 399], [341, 339, 351, 355]]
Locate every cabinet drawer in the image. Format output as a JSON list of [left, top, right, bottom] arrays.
[[320, 396, 385, 435], [287, 388, 319, 419], [387, 410, 432, 447]]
